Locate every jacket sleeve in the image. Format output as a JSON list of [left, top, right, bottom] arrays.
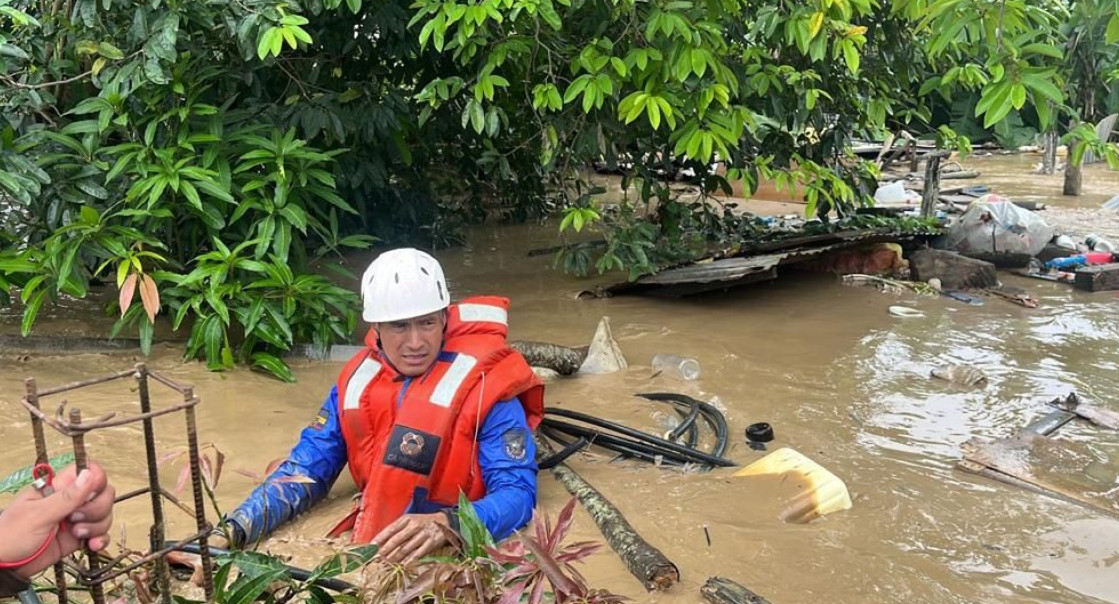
[[225, 386, 348, 546], [470, 397, 538, 541]]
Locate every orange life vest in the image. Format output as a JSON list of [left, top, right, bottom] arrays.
[[334, 296, 544, 543]]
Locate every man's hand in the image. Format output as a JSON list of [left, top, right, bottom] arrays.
[[0, 463, 115, 579], [371, 513, 452, 564]]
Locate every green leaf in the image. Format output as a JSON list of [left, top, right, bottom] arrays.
[[180, 179, 202, 210], [1010, 83, 1027, 110], [1020, 43, 1062, 59], [307, 544, 378, 581], [842, 40, 859, 74], [224, 568, 288, 604], [251, 352, 294, 381], [1108, 14, 1119, 44], [97, 41, 125, 59], [21, 289, 47, 336]]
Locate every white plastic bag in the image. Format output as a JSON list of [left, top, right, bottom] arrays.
[[945, 194, 1054, 256], [874, 181, 919, 205]]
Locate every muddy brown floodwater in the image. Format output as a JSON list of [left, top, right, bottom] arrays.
[[2, 156, 1119, 604]]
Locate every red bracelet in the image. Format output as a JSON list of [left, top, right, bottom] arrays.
[[0, 464, 61, 570]]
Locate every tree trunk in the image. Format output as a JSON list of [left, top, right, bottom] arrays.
[[510, 341, 588, 375], [534, 435, 680, 591], [1064, 140, 1082, 196], [920, 150, 950, 218], [700, 577, 774, 604], [1041, 131, 1058, 175]]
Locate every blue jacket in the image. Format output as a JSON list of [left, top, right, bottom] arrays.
[[226, 385, 537, 544]]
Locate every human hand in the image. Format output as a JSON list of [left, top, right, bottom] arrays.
[[371, 513, 451, 564], [0, 463, 115, 579]]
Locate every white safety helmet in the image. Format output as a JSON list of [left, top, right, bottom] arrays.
[[360, 248, 449, 323]]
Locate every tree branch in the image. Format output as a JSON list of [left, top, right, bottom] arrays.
[[1, 70, 94, 90]]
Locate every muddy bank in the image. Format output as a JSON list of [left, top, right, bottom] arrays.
[[2, 157, 1119, 603]]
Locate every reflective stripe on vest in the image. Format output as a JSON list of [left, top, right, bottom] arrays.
[[344, 357, 382, 410], [457, 303, 508, 325], [430, 353, 477, 408]]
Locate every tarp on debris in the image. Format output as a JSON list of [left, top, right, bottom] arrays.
[[946, 194, 1054, 256]]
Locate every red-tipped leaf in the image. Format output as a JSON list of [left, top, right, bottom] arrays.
[[119, 272, 138, 316]]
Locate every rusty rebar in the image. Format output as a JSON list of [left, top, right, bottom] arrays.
[[26, 378, 69, 604], [160, 487, 200, 518], [18, 396, 200, 436], [68, 408, 106, 604], [35, 368, 138, 398], [114, 486, 151, 503], [183, 390, 215, 603], [135, 364, 173, 604], [84, 528, 213, 585], [146, 370, 193, 394]]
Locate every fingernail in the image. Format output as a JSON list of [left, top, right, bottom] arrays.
[[74, 528, 89, 539], [75, 470, 90, 488], [70, 512, 87, 523], [87, 491, 98, 502]]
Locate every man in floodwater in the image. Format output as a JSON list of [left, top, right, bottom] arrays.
[[222, 248, 544, 562]]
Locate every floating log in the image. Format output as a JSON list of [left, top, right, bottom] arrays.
[[1074, 262, 1119, 292], [534, 434, 680, 591], [510, 341, 589, 375], [700, 577, 773, 604], [527, 240, 606, 258]]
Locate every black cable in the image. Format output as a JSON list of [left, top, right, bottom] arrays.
[[667, 402, 700, 444], [674, 407, 699, 448], [538, 436, 588, 469], [545, 408, 735, 467], [541, 417, 714, 467], [162, 542, 357, 593], [542, 419, 687, 465], [542, 417, 698, 466], [637, 392, 729, 459]]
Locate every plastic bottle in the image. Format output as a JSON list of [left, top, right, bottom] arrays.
[[651, 353, 701, 381], [1085, 234, 1116, 253], [1045, 252, 1116, 270], [1054, 234, 1078, 251], [1046, 255, 1089, 270]]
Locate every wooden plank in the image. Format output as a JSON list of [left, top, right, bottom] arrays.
[[1074, 262, 1119, 292], [1012, 269, 1076, 284], [957, 458, 1119, 522], [1025, 410, 1077, 436], [959, 434, 1119, 522]]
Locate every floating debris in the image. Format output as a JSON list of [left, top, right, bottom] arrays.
[[1049, 393, 1119, 430], [888, 306, 925, 318], [931, 365, 988, 387]]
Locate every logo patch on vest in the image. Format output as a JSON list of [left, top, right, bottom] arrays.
[[384, 425, 441, 475], [310, 411, 328, 431], [502, 428, 528, 461]]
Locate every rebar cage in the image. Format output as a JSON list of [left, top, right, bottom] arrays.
[[19, 363, 215, 604]]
